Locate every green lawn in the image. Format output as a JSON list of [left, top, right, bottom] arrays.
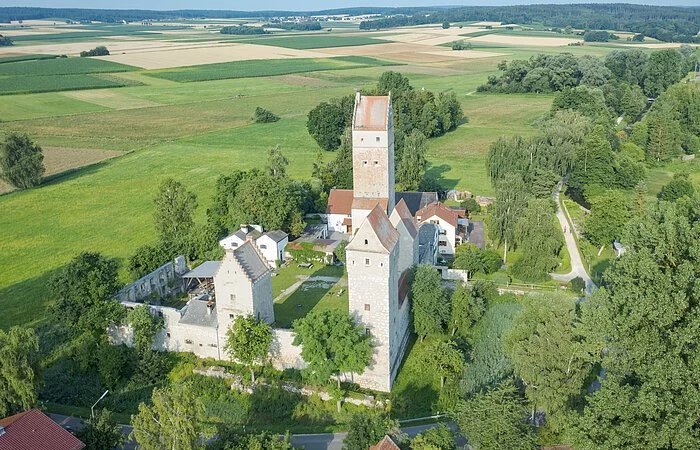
[[273, 265, 347, 328], [0, 57, 137, 76], [0, 74, 133, 95]]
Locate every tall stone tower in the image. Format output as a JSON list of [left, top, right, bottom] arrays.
[[351, 93, 395, 233]]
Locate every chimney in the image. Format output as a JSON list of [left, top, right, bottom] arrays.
[[206, 300, 214, 315]]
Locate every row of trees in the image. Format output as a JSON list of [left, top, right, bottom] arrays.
[[220, 25, 269, 35], [479, 48, 696, 98], [307, 71, 463, 151], [80, 45, 109, 57], [359, 4, 700, 43]]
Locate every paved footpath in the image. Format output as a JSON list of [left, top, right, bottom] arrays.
[[549, 182, 595, 295]]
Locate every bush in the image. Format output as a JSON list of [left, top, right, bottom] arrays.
[[253, 106, 280, 123], [463, 197, 481, 214], [453, 245, 502, 275], [451, 40, 472, 51], [0, 34, 12, 46], [80, 46, 109, 57], [0, 132, 44, 189], [570, 276, 585, 293]]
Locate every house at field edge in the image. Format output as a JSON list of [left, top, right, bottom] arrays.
[[219, 224, 288, 268], [111, 93, 428, 392], [0, 409, 85, 450]]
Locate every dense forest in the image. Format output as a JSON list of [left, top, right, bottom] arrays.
[[359, 4, 700, 43]]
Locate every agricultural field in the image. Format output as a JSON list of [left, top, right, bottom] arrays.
[[0, 19, 696, 330]]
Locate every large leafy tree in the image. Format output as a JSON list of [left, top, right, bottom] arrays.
[[568, 127, 616, 196], [48, 252, 123, 334], [0, 132, 44, 189], [343, 409, 401, 450], [657, 173, 695, 202], [307, 100, 350, 151], [224, 315, 272, 384], [487, 174, 530, 262], [572, 200, 700, 449], [451, 382, 537, 450], [0, 326, 41, 416], [396, 130, 428, 191], [585, 190, 630, 246], [410, 424, 455, 450], [127, 304, 164, 355], [511, 198, 563, 281], [153, 178, 198, 255], [504, 294, 593, 431], [131, 384, 209, 450], [266, 145, 288, 178], [293, 310, 373, 387], [77, 409, 124, 450], [411, 265, 449, 340], [312, 127, 354, 192], [643, 48, 684, 97], [419, 340, 464, 389], [449, 282, 485, 337]]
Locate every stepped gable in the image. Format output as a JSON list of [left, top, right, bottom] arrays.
[[389, 198, 418, 239], [232, 241, 270, 282], [353, 95, 390, 131], [348, 204, 399, 253]]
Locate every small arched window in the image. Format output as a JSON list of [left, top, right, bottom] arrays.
[[364, 239, 368, 245]]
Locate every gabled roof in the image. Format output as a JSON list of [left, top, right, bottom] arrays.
[[262, 230, 288, 243], [0, 409, 85, 450], [179, 298, 218, 328], [326, 189, 353, 215], [182, 261, 220, 279], [416, 201, 459, 228], [395, 191, 438, 216], [353, 94, 390, 131], [347, 204, 399, 254], [232, 242, 271, 282], [370, 435, 401, 450], [389, 198, 418, 239]]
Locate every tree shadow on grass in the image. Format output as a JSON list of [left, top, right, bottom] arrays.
[[425, 163, 459, 191], [0, 269, 61, 330]]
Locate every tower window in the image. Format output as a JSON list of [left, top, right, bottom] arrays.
[[364, 239, 368, 245], [374, 160, 379, 166], [365, 258, 370, 265], [364, 304, 371, 311], [376, 136, 380, 142], [365, 328, 371, 335], [230, 294, 236, 301], [185, 339, 193, 344], [229, 314, 235, 319], [363, 160, 368, 166]]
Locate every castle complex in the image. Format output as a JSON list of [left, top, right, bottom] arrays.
[[112, 93, 421, 392]]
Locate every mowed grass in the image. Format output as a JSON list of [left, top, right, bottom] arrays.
[[240, 35, 388, 49], [144, 56, 397, 83], [0, 57, 137, 76], [0, 91, 110, 121], [0, 54, 58, 64]]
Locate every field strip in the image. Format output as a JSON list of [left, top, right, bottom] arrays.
[[61, 90, 162, 110], [0, 147, 122, 194], [468, 34, 581, 46], [420, 49, 507, 59], [98, 43, 342, 69]]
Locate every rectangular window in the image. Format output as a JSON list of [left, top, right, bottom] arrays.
[[439, 240, 447, 247], [208, 343, 217, 348], [231, 243, 238, 247], [229, 314, 235, 319], [365, 328, 371, 335], [376, 136, 380, 142], [364, 304, 371, 311], [230, 294, 236, 301], [365, 258, 370, 265], [185, 339, 193, 344], [166, 332, 171, 338], [259, 244, 267, 249]]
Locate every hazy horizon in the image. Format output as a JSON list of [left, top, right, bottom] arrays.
[[5, 1, 699, 12]]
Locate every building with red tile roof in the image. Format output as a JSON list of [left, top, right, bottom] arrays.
[[0, 409, 85, 450]]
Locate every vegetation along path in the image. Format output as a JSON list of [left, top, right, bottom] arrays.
[[550, 182, 595, 294]]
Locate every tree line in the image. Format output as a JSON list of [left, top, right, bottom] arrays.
[[220, 25, 269, 35], [359, 4, 700, 43]]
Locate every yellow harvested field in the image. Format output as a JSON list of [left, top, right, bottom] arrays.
[[1, 26, 90, 36], [0, 147, 122, 194], [633, 42, 699, 48], [316, 42, 504, 64], [469, 34, 582, 47], [96, 43, 340, 69], [62, 90, 162, 110], [471, 21, 502, 27], [421, 49, 507, 59]]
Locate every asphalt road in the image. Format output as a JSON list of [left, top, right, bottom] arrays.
[[50, 414, 463, 449]]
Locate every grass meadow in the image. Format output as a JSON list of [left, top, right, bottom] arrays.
[[0, 26, 690, 330]]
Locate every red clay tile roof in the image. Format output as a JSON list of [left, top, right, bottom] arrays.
[[416, 201, 459, 228], [352, 197, 389, 212], [0, 409, 85, 450], [390, 199, 418, 239], [326, 189, 354, 215], [342, 217, 353, 226], [353, 95, 390, 131], [364, 204, 400, 252], [370, 435, 401, 450]]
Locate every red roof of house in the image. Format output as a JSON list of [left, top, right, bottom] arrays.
[[370, 435, 401, 450], [0, 409, 85, 450], [416, 201, 459, 228], [326, 189, 354, 215]]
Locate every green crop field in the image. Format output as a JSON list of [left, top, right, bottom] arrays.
[[0, 57, 137, 76], [239, 35, 388, 49], [0, 54, 58, 64], [144, 56, 397, 83], [0, 74, 131, 95]]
